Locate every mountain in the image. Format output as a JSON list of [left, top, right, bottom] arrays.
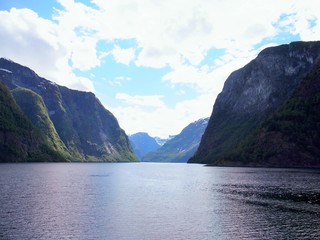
[[189, 41, 320, 167], [0, 81, 68, 162], [226, 60, 320, 167], [0, 58, 137, 162], [129, 132, 160, 160], [143, 118, 209, 162], [154, 137, 170, 146], [11, 87, 71, 160]]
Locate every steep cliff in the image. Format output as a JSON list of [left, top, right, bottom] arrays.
[[189, 41, 320, 166], [11, 88, 71, 160], [0, 81, 68, 162], [227, 60, 320, 167], [144, 118, 208, 162], [0, 58, 137, 162]]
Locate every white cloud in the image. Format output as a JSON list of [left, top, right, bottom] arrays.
[[115, 93, 165, 109], [108, 76, 132, 86], [0, 8, 63, 75], [112, 45, 135, 65], [162, 64, 211, 90], [135, 46, 178, 68], [79, 0, 320, 98], [0, 7, 95, 92], [115, 76, 132, 81], [90, 0, 285, 67], [70, 36, 100, 71], [162, 46, 259, 96], [109, 92, 213, 138], [280, 2, 320, 41], [96, 0, 319, 66]]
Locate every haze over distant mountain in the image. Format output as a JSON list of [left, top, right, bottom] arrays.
[[154, 136, 171, 146], [189, 41, 320, 168], [0, 58, 137, 162], [129, 132, 160, 160], [143, 118, 209, 162]]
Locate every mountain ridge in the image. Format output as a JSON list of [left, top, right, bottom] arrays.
[[0, 58, 137, 162], [143, 118, 208, 162], [223, 60, 320, 167], [190, 41, 320, 167], [129, 132, 160, 160]]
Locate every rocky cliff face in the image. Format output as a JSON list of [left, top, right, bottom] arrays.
[[230, 60, 320, 167], [143, 118, 208, 162], [189, 41, 320, 166], [215, 41, 320, 115], [0, 58, 137, 162]]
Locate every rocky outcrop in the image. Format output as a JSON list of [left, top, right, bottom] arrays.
[[189, 41, 320, 167]]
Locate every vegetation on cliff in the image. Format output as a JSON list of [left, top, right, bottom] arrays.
[[0, 81, 68, 162], [0, 58, 137, 162], [224, 61, 320, 167], [12, 87, 71, 160]]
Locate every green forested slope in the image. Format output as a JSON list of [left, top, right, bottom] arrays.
[[12, 88, 71, 160], [0, 81, 68, 162]]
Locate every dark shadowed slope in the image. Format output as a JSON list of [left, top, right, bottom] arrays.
[[190, 41, 320, 167], [225, 60, 320, 167]]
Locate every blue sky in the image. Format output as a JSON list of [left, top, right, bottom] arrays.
[[0, 0, 319, 138]]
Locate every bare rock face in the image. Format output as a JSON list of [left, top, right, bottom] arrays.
[[215, 42, 320, 115], [190, 41, 320, 166]]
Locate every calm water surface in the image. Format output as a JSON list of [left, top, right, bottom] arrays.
[[0, 163, 319, 240]]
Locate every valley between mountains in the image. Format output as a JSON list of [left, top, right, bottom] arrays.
[[1, 41, 320, 167]]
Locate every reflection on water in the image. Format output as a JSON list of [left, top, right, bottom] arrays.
[[0, 163, 319, 239]]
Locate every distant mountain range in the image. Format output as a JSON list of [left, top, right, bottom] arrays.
[[190, 41, 320, 168], [0, 58, 137, 162], [154, 136, 174, 146], [129, 132, 161, 160], [143, 118, 209, 162]]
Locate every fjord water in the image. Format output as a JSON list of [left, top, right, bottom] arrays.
[[0, 163, 319, 240]]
